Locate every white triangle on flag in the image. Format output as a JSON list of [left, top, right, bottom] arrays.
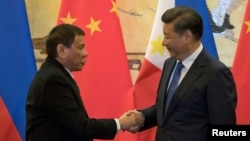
[[145, 0, 174, 69]]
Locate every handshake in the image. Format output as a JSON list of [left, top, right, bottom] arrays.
[[118, 109, 145, 133]]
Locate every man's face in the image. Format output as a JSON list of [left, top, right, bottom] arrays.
[[64, 35, 88, 71], [162, 23, 187, 60]]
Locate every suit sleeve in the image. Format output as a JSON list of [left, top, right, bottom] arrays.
[[140, 104, 158, 131], [43, 75, 117, 139], [207, 66, 237, 124]]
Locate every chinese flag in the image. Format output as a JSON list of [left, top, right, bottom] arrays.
[[231, 0, 250, 124], [57, 0, 136, 141]]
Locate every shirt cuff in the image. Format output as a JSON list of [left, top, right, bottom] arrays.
[[114, 118, 120, 131]]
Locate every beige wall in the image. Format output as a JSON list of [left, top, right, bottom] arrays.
[[207, 0, 247, 66], [26, 0, 247, 82], [26, 0, 61, 38]]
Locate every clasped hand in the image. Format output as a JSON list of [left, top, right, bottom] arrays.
[[118, 109, 144, 133]]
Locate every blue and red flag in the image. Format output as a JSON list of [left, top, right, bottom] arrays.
[[0, 0, 37, 140]]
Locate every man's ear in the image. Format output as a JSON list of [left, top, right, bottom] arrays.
[[183, 30, 192, 42], [56, 44, 66, 58]]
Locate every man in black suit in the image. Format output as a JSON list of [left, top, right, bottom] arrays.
[[25, 24, 142, 141], [127, 6, 237, 141]]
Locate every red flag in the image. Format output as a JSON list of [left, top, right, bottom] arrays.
[[0, 97, 21, 141], [231, 0, 250, 124], [57, 0, 136, 141]]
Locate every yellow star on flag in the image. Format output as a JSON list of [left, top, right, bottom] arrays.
[[85, 17, 101, 36], [245, 21, 250, 33], [150, 35, 165, 56], [110, 0, 119, 17], [60, 12, 77, 24]]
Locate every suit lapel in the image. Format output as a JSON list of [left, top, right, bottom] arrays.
[[164, 50, 207, 121], [64, 70, 89, 118], [46, 56, 89, 117], [158, 58, 176, 125], [70, 79, 89, 117]]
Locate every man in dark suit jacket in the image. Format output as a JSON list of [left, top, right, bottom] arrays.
[[25, 24, 142, 141], [127, 6, 237, 141]]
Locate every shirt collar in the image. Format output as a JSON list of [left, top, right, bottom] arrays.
[[181, 44, 203, 69], [64, 67, 74, 78]]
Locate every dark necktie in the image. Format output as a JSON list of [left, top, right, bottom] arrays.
[[165, 62, 184, 115]]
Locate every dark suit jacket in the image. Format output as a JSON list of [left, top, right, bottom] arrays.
[[140, 49, 237, 141], [26, 56, 117, 141]]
